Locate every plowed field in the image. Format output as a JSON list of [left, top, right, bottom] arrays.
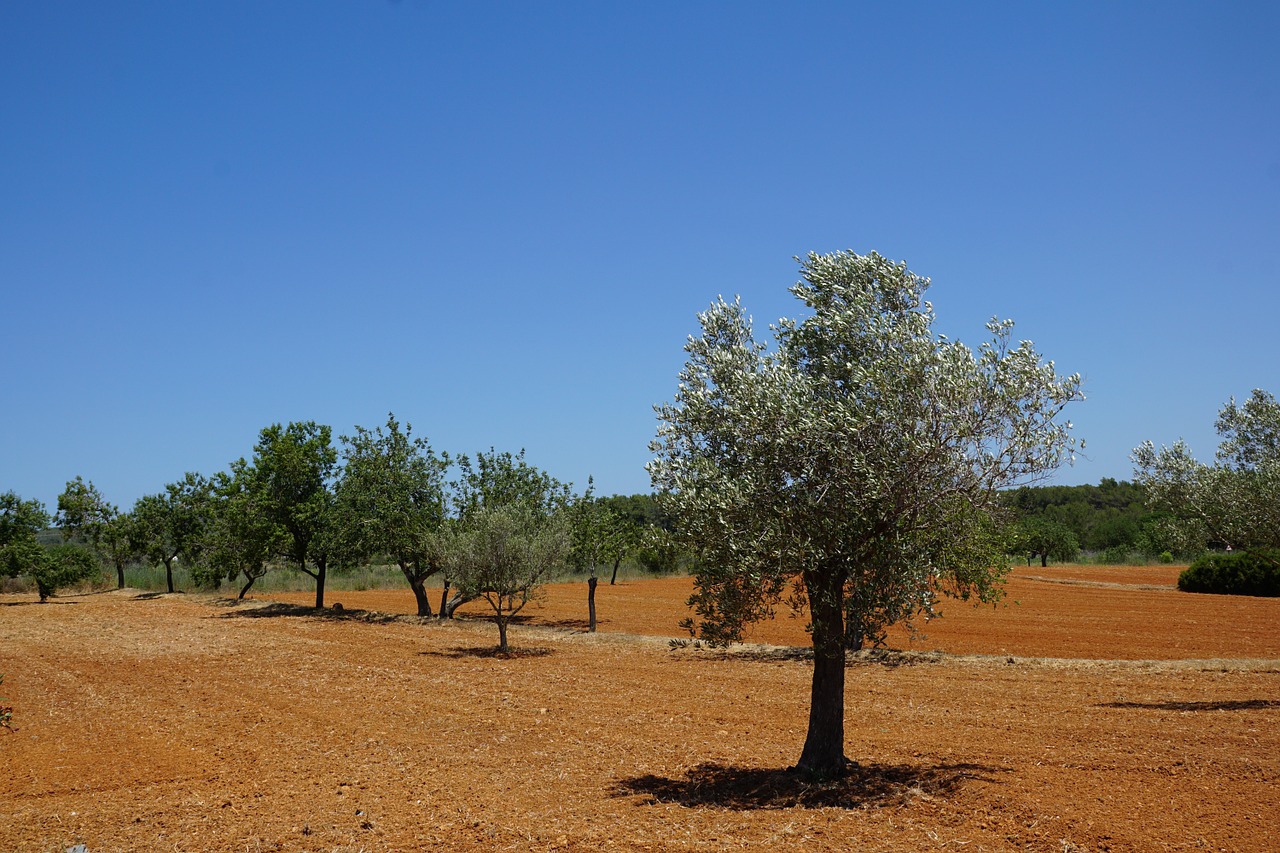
[[2, 565, 1278, 852]]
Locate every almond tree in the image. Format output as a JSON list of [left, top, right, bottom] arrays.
[[649, 250, 1082, 778], [249, 422, 341, 608], [336, 413, 450, 616]]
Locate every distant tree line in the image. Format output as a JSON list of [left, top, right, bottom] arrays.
[[1001, 478, 1187, 565], [0, 414, 675, 651]]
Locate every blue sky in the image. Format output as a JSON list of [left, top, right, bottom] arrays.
[[3, 1, 1277, 513]]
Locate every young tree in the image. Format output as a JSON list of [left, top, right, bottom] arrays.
[[448, 503, 570, 653], [249, 422, 340, 608], [1134, 389, 1280, 566], [649, 251, 1082, 778], [446, 449, 572, 645], [567, 479, 628, 630], [336, 414, 450, 616]]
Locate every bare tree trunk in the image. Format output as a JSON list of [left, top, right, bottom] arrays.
[[400, 563, 433, 617], [238, 575, 257, 599], [587, 575, 598, 631], [164, 556, 175, 594], [497, 616, 509, 653], [313, 557, 327, 609], [114, 560, 125, 589], [1040, 552, 1048, 568], [438, 579, 451, 618], [796, 567, 848, 778], [610, 557, 622, 585]]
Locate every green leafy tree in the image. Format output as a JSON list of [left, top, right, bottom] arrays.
[[1014, 517, 1079, 566], [1134, 389, 1280, 566], [34, 543, 100, 602], [132, 472, 211, 593], [336, 414, 450, 616], [1, 492, 52, 585], [56, 477, 135, 588], [201, 463, 281, 598], [249, 422, 341, 608], [649, 251, 1082, 777], [98, 511, 138, 589], [56, 477, 114, 547], [567, 479, 637, 629]]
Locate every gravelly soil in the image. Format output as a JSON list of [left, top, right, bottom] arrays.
[[2, 565, 1277, 852]]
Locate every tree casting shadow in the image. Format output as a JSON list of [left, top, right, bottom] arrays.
[[1101, 699, 1279, 712], [215, 602, 403, 625], [613, 760, 1001, 810]]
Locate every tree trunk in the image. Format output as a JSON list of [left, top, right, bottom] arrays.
[[438, 579, 451, 619], [1040, 552, 1048, 568], [587, 575, 598, 631], [795, 568, 848, 778], [496, 616, 509, 653], [407, 574, 433, 617], [610, 557, 622, 585], [313, 557, 327, 609], [164, 556, 175, 594], [115, 560, 125, 589], [238, 574, 257, 599]]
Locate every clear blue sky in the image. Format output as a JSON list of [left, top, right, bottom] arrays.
[[3, 1, 1278, 513]]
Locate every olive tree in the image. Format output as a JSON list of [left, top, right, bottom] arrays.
[[649, 250, 1082, 778], [1134, 389, 1280, 566], [446, 449, 572, 649], [336, 414, 450, 616], [447, 503, 570, 652]]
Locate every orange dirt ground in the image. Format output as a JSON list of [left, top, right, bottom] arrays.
[[2, 565, 1277, 852]]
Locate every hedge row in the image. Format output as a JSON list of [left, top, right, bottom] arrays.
[[1177, 550, 1280, 597]]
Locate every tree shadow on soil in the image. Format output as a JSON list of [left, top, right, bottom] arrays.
[[613, 761, 1001, 810], [703, 646, 945, 668], [1101, 699, 1279, 712], [419, 646, 554, 660], [0, 600, 79, 607], [214, 602, 404, 625]]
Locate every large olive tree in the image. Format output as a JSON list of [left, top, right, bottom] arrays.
[[649, 251, 1082, 778]]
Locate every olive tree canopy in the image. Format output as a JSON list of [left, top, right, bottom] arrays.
[[1134, 389, 1280, 564], [649, 250, 1082, 777]]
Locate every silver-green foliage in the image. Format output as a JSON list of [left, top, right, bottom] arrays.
[[649, 250, 1082, 775], [650, 250, 1083, 648], [1134, 389, 1280, 564]]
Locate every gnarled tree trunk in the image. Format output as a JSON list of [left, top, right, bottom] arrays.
[[795, 567, 848, 778]]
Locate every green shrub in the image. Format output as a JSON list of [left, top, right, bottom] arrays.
[[1158, 550, 1174, 564], [1099, 546, 1132, 565], [1177, 550, 1280, 597]]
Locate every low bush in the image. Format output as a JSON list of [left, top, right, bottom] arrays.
[[1177, 550, 1280, 597]]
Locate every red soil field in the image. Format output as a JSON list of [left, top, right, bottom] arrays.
[[2, 565, 1277, 851]]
